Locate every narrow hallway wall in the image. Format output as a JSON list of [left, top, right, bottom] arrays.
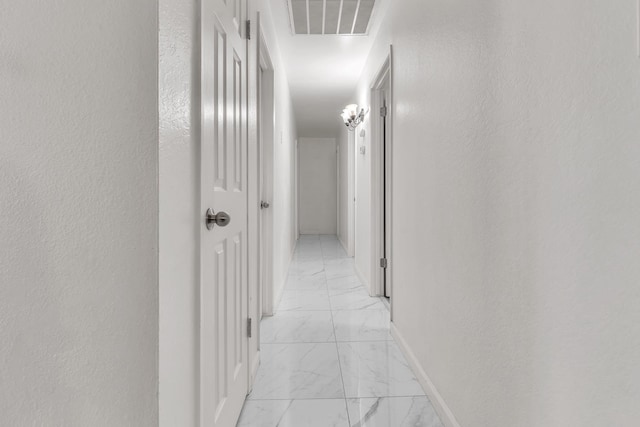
[[1, 1, 159, 425], [354, 0, 640, 426], [299, 138, 338, 235], [159, 0, 198, 424], [256, 0, 299, 310], [352, 0, 393, 292]]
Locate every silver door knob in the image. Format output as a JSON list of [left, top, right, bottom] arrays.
[[206, 209, 231, 230], [260, 201, 270, 209]]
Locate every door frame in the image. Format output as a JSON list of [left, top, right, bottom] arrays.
[[295, 138, 299, 241], [256, 20, 276, 318], [347, 131, 356, 257], [370, 46, 393, 312]]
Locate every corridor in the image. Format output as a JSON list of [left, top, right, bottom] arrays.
[[237, 235, 444, 427], [5, 0, 640, 425]]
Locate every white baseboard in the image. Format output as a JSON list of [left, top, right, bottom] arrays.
[[249, 349, 261, 392], [271, 278, 285, 314], [338, 234, 349, 254], [270, 243, 295, 315], [354, 263, 370, 293], [390, 323, 462, 427]]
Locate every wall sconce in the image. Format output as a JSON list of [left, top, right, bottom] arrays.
[[340, 104, 368, 131]]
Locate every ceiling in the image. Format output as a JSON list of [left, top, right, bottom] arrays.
[[269, 0, 389, 137]]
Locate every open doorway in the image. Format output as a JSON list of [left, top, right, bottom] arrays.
[[257, 25, 275, 317], [371, 48, 393, 304]]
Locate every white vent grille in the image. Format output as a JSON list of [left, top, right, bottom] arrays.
[[287, 0, 376, 35]]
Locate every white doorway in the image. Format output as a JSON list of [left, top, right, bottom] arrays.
[[199, 0, 250, 425], [257, 24, 275, 317], [371, 48, 393, 302]]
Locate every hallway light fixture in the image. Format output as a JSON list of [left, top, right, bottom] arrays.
[[340, 104, 368, 131]]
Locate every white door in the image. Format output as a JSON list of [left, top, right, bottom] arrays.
[[200, 0, 248, 426]]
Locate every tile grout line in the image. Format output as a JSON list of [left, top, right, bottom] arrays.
[[252, 237, 394, 425], [261, 339, 393, 345], [329, 296, 351, 426], [243, 237, 437, 425], [246, 394, 429, 402], [319, 236, 352, 426], [321, 239, 353, 425]]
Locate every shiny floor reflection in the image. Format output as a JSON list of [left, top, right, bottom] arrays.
[[237, 235, 444, 427]]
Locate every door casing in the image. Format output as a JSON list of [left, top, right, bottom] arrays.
[[256, 20, 276, 318], [370, 46, 394, 315]]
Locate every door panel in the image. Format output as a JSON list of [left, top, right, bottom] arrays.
[[200, 0, 248, 426], [233, 52, 243, 190], [212, 22, 227, 190]]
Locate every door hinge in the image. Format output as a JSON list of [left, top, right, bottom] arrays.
[[380, 106, 387, 117], [247, 318, 252, 337], [380, 258, 388, 269], [246, 20, 251, 40]]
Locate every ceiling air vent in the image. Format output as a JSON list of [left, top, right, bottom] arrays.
[[287, 0, 376, 35]]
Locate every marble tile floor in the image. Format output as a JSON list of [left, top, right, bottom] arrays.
[[237, 235, 444, 427]]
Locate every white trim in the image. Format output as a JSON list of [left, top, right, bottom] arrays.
[[269, 241, 296, 315], [249, 349, 260, 391], [337, 140, 341, 243], [338, 234, 349, 254], [370, 47, 393, 301], [354, 262, 370, 294], [390, 323, 462, 427], [257, 23, 276, 318], [295, 139, 300, 241], [247, 10, 261, 393], [386, 46, 394, 314], [347, 131, 355, 257], [270, 275, 286, 315]]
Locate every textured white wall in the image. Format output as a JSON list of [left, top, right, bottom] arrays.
[[299, 138, 338, 235], [379, 0, 640, 426], [0, 1, 158, 425], [257, 0, 300, 308], [159, 0, 198, 424]]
